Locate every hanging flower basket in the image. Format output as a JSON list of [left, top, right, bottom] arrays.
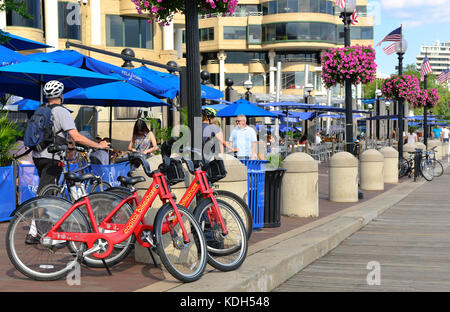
[[321, 45, 377, 88], [381, 74, 421, 105], [132, 0, 239, 25], [413, 88, 440, 109]]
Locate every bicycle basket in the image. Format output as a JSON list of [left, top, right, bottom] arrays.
[[206, 159, 227, 183], [166, 158, 185, 186]]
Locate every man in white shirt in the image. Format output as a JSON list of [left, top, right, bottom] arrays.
[[315, 132, 322, 144], [229, 115, 257, 160], [441, 127, 449, 143]]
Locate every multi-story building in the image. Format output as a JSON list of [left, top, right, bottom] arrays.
[[416, 41, 450, 78], [1, 0, 374, 144]]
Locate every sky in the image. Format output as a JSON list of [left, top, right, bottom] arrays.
[[370, 0, 450, 76]]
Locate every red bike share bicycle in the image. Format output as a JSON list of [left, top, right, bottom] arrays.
[[6, 146, 208, 283], [106, 139, 248, 271]]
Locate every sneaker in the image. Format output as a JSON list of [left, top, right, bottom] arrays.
[[25, 234, 40, 245]]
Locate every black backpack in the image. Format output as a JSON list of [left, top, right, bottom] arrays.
[[23, 104, 63, 152]]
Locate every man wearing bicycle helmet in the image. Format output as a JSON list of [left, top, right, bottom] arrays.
[[33, 80, 109, 195], [202, 107, 228, 157]]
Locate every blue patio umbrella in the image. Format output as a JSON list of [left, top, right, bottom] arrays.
[[216, 99, 277, 117], [64, 81, 170, 149], [0, 61, 120, 103], [0, 45, 29, 67], [202, 103, 229, 111], [0, 32, 51, 51]]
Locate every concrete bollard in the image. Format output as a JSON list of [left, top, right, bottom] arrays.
[[329, 152, 358, 203], [442, 142, 449, 159], [428, 140, 441, 159], [403, 143, 417, 159], [359, 149, 384, 191], [280, 153, 318, 217], [379, 147, 399, 183], [210, 153, 248, 201], [415, 142, 426, 151]]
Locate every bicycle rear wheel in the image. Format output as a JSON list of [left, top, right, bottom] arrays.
[[420, 159, 434, 181], [154, 203, 207, 283], [6, 196, 89, 281], [38, 184, 71, 201], [194, 198, 248, 272], [432, 159, 444, 177], [398, 157, 409, 178], [89, 180, 112, 194], [214, 190, 253, 240]]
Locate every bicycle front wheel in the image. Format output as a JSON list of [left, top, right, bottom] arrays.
[[194, 198, 248, 272], [432, 160, 444, 177], [154, 203, 207, 283], [214, 190, 253, 240], [6, 196, 90, 281], [420, 159, 434, 181]]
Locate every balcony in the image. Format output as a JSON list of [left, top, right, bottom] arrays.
[[206, 59, 220, 73], [248, 59, 266, 74]]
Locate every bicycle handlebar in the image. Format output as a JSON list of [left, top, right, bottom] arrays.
[[115, 152, 153, 177]]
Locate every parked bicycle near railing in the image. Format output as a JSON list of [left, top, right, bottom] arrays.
[[38, 144, 111, 201], [6, 148, 208, 283]]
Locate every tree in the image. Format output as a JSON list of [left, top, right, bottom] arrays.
[[0, 0, 31, 42]]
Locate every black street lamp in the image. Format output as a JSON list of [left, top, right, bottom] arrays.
[[121, 48, 135, 69], [337, 0, 357, 155], [244, 79, 253, 101], [375, 89, 382, 140], [184, 0, 202, 160], [385, 101, 391, 145], [201, 70, 210, 106], [396, 39, 408, 160], [225, 78, 234, 128], [166, 60, 178, 129]]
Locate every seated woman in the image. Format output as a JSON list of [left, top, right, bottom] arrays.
[[128, 119, 158, 157]]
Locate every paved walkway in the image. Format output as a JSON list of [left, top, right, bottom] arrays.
[[274, 166, 450, 292]]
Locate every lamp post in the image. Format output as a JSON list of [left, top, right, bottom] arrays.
[[375, 89, 382, 140], [337, 0, 357, 154], [396, 39, 408, 160], [184, 0, 202, 160], [244, 79, 253, 101], [201, 70, 210, 106], [166, 60, 178, 129], [304, 84, 314, 138], [385, 101, 391, 145], [367, 103, 373, 140]]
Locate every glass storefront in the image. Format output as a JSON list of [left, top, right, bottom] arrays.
[[58, 1, 81, 40]]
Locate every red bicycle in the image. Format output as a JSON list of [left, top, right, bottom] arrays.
[[6, 152, 207, 282], [106, 143, 248, 272]]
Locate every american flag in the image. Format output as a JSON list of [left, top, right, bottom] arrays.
[[351, 9, 358, 25], [336, 0, 346, 9], [420, 55, 433, 81], [437, 69, 450, 84], [376, 26, 402, 46], [383, 42, 397, 55]]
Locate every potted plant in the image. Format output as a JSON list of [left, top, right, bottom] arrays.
[[413, 88, 440, 109], [132, 0, 239, 25], [0, 111, 23, 167], [381, 74, 421, 104], [321, 45, 377, 88]]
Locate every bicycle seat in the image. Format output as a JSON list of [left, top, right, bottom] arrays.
[[117, 175, 146, 187], [64, 172, 96, 183]]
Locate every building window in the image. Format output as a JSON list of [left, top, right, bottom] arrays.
[[6, 0, 42, 29], [262, 22, 337, 43], [350, 26, 374, 40], [106, 15, 153, 49], [200, 27, 214, 41], [58, 1, 81, 40], [224, 26, 247, 40], [248, 25, 262, 44]]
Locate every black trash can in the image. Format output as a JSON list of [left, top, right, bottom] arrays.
[[264, 168, 286, 228]]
